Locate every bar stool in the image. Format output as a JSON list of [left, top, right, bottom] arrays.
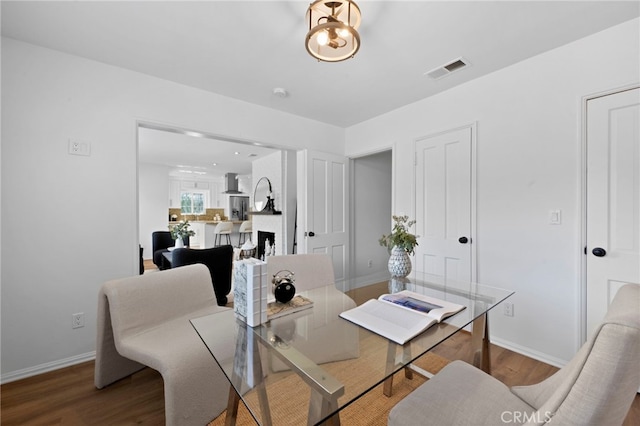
[[213, 221, 233, 246], [237, 220, 252, 247]]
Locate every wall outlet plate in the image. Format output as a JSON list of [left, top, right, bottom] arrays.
[[72, 312, 85, 329], [504, 302, 514, 317]]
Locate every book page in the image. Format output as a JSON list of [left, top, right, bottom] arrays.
[[379, 290, 465, 322], [339, 299, 437, 345]]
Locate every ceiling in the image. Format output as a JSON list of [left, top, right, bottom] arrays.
[[2, 1, 638, 173], [138, 125, 280, 176]]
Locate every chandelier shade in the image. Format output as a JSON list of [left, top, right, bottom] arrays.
[[305, 0, 361, 62]]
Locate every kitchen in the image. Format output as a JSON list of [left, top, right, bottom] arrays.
[[168, 173, 250, 247], [138, 125, 281, 258]]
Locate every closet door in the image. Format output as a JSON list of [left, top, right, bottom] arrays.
[[585, 87, 640, 337], [415, 126, 475, 283]]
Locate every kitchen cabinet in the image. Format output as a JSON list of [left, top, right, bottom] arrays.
[[169, 180, 181, 208], [210, 182, 222, 207], [181, 180, 209, 190], [189, 221, 205, 248], [170, 179, 221, 208]]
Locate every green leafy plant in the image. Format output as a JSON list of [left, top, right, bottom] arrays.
[[379, 215, 419, 255], [169, 220, 196, 240]]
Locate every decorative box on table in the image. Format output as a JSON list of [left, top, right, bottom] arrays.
[[233, 258, 268, 326]]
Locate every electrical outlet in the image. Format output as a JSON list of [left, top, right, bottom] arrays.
[[367, 259, 373, 268], [72, 312, 85, 329], [504, 302, 514, 317]]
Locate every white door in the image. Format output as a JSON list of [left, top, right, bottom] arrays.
[[586, 88, 640, 338], [297, 150, 349, 282], [415, 127, 475, 282]]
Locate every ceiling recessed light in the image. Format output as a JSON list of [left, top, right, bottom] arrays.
[[234, 151, 240, 155]]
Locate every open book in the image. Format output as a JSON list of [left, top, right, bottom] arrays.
[[339, 290, 465, 345]]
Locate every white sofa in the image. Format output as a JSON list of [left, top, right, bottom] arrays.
[[94, 264, 231, 425]]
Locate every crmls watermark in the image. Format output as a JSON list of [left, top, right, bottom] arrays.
[[501, 411, 554, 423]]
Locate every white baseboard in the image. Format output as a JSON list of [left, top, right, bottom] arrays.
[[337, 271, 390, 292], [490, 337, 568, 369], [1, 351, 96, 384]]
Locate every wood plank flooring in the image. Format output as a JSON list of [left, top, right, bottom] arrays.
[[1, 333, 637, 425], [5, 274, 636, 425]]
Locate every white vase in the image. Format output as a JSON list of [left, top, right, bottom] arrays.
[[388, 246, 411, 278], [174, 237, 184, 249]]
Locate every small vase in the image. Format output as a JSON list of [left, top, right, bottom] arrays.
[[388, 246, 412, 278], [174, 237, 184, 249]]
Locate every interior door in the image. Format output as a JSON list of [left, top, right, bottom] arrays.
[[586, 87, 640, 338], [297, 150, 349, 282], [415, 127, 474, 283]]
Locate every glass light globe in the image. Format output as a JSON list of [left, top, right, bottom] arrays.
[[316, 30, 329, 46]]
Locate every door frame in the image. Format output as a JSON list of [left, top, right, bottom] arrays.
[[412, 122, 478, 283], [579, 83, 640, 345]]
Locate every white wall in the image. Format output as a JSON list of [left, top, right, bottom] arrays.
[[139, 162, 171, 260], [345, 19, 640, 364], [0, 38, 344, 381]]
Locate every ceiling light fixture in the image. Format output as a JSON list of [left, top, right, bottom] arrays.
[[305, 0, 361, 62]]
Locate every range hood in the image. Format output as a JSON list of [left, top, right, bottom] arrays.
[[223, 173, 243, 194]]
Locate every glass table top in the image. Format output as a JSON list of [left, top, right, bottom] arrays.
[[190, 272, 514, 425]]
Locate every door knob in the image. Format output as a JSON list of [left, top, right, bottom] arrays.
[[592, 247, 606, 257], [308, 231, 315, 237], [458, 236, 469, 244]]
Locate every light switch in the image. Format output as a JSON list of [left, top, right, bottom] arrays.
[[549, 209, 561, 225], [68, 139, 91, 156]]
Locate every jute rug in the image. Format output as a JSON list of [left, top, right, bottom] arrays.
[[208, 349, 450, 426]]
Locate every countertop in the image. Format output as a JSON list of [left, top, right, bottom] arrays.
[[168, 220, 244, 225]]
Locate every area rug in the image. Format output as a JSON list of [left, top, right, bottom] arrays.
[[208, 351, 450, 425]]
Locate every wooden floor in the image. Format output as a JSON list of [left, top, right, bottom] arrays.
[[4, 274, 636, 424], [1, 331, 638, 425]]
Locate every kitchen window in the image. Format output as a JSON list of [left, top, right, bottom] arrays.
[[181, 191, 207, 215]]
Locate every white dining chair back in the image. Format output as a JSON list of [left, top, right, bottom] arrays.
[[237, 220, 252, 246], [213, 221, 233, 246]]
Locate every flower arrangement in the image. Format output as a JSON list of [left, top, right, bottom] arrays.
[[379, 215, 419, 255], [169, 220, 196, 240]]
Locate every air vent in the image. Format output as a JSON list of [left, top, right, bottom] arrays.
[[425, 57, 470, 80]]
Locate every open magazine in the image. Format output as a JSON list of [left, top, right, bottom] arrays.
[[339, 290, 465, 345]]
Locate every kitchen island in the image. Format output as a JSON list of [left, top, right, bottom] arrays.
[[169, 220, 246, 248]]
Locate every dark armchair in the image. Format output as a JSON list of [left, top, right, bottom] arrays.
[[171, 245, 234, 306], [152, 231, 190, 271]]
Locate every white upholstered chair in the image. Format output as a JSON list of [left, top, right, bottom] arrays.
[[237, 220, 252, 246], [388, 284, 640, 426], [95, 264, 232, 425], [213, 221, 233, 246], [265, 253, 359, 370], [266, 253, 336, 291]]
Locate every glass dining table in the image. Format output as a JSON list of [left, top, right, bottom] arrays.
[[190, 272, 514, 426]]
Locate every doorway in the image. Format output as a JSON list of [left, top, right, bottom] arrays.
[[136, 122, 282, 262], [350, 150, 393, 286]]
